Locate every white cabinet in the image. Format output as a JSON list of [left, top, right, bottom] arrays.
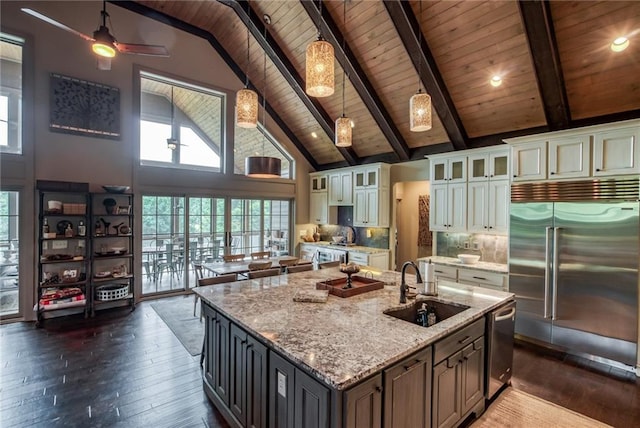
[[431, 156, 466, 184], [593, 127, 640, 176], [309, 173, 336, 224], [468, 180, 509, 234], [348, 251, 389, 270], [430, 183, 466, 232], [467, 151, 509, 182], [311, 173, 328, 192], [419, 261, 508, 292], [354, 165, 386, 189], [353, 163, 390, 227], [328, 171, 353, 205], [507, 119, 640, 181]]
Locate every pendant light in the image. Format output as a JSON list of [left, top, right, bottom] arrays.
[[335, 0, 351, 147], [167, 86, 178, 150], [236, 3, 258, 128], [410, 0, 432, 132], [305, 0, 334, 97], [245, 14, 281, 179]]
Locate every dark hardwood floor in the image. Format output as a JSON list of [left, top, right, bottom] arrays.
[[1, 297, 638, 427]]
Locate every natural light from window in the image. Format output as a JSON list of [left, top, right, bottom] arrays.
[[180, 126, 220, 168], [0, 95, 8, 147], [140, 120, 172, 163], [0, 34, 23, 154]]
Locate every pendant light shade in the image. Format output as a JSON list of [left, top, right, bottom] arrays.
[[410, 89, 432, 132], [335, 115, 352, 147], [306, 36, 335, 97], [245, 156, 282, 178], [236, 88, 258, 128]]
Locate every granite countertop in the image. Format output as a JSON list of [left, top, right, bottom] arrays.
[[300, 241, 390, 254], [417, 256, 508, 274], [194, 268, 514, 391]]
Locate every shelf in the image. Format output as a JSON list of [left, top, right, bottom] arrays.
[[41, 236, 88, 241], [93, 234, 132, 239], [93, 253, 132, 259], [40, 258, 87, 265], [92, 274, 133, 283], [42, 212, 87, 218], [37, 299, 87, 311]]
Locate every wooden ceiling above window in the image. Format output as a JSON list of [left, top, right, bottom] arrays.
[[121, 0, 640, 170]]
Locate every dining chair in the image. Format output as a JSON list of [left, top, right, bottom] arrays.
[[248, 261, 272, 271], [157, 243, 179, 280], [319, 260, 341, 269], [223, 254, 245, 262], [247, 267, 281, 279], [193, 262, 204, 281], [278, 257, 299, 273], [250, 251, 271, 260], [286, 264, 314, 274]]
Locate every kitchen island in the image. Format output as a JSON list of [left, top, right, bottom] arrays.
[[194, 267, 514, 428]]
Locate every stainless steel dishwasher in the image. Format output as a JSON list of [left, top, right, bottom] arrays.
[[486, 300, 516, 400]]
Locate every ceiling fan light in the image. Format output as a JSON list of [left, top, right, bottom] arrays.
[[236, 88, 258, 128], [245, 156, 281, 178], [335, 115, 352, 147], [306, 37, 335, 97], [167, 138, 177, 150], [410, 90, 432, 132], [92, 26, 116, 58]]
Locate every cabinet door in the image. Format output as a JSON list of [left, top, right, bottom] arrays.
[[488, 179, 509, 234], [354, 190, 368, 226], [383, 347, 432, 428], [345, 374, 382, 428], [213, 313, 231, 406], [294, 369, 330, 428], [341, 172, 353, 205], [311, 175, 327, 192], [467, 154, 489, 182], [365, 189, 378, 226], [593, 127, 640, 176], [511, 142, 546, 181], [230, 324, 247, 426], [489, 151, 510, 180], [448, 183, 466, 232], [328, 171, 353, 205], [203, 303, 217, 389], [461, 338, 485, 416], [430, 185, 448, 231], [269, 352, 296, 428], [548, 135, 590, 179], [310, 192, 328, 224], [247, 335, 268, 428], [368, 252, 389, 270], [467, 182, 488, 233], [432, 351, 462, 428], [432, 157, 466, 184]]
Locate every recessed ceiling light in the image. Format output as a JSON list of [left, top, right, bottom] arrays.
[[610, 36, 629, 52], [490, 75, 502, 87], [350, 120, 355, 128], [311, 132, 318, 138]]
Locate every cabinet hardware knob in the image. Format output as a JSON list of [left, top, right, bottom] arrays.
[[375, 386, 383, 393], [485, 175, 489, 178], [472, 276, 487, 280], [550, 172, 555, 175], [596, 168, 601, 172], [513, 175, 517, 178], [484, 226, 488, 229], [489, 226, 493, 229]]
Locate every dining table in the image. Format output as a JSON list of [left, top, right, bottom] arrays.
[[202, 256, 311, 277]]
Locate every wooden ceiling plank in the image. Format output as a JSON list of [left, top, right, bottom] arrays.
[[383, 0, 467, 150], [300, 0, 409, 162], [219, 0, 358, 166], [113, 0, 320, 170], [518, 0, 571, 130]]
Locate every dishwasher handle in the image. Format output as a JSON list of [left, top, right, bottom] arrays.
[[494, 307, 516, 321]]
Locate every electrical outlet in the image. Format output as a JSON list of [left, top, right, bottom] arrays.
[[366, 229, 372, 238], [52, 240, 68, 249]]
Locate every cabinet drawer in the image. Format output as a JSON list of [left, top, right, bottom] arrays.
[[348, 252, 368, 265], [433, 318, 484, 364], [433, 264, 457, 280], [457, 269, 505, 290]]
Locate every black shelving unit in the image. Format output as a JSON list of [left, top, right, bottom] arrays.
[[90, 192, 135, 315], [36, 184, 90, 326]]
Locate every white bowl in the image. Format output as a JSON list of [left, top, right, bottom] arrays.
[[458, 254, 480, 264], [332, 236, 344, 243]]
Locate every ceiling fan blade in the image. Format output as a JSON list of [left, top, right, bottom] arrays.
[[114, 42, 169, 57], [21, 8, 94, 42]]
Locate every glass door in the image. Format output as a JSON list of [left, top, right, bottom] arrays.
[[229, 199, 291, 257], [187, 197, 226, 288], [0, 191, 19, 317]]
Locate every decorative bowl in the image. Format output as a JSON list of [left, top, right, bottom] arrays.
[[457, 254, 480, 265], [339, 262, 360, 274], [332, 236, 344, 243], [102, 185, 130, 194]]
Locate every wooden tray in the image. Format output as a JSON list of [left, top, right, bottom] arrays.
[[316, 275, 384, 298]]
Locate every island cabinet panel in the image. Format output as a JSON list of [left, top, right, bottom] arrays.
[[383, 347, 432, 428], [269, 352, 296, 428], [294, 369, 331, 428], [246, 335, 268, 428], [203, 303, 216, 389], [344, 374, 382, 428], [213, 312, 231, 406], [432, 319, 485, 428], [230, 324, 248, 425]]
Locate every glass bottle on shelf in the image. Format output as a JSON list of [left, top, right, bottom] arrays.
[[78, 220, 86, 237], [42, 218, 49, 235], [65, 224, 74, 238]]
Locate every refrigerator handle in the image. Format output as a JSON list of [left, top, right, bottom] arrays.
[[544, 227, 552, 319], [552, 227, 561, 320]]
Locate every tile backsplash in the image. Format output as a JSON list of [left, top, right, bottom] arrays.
[[317, 206, 390, 249], [436, 232, 507, 264]]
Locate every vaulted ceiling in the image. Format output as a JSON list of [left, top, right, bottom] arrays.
[[117, 0, 640, 171]]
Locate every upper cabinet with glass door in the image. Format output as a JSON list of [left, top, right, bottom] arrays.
[[467, 149, 509, 182], [430, 156, 466, 184]]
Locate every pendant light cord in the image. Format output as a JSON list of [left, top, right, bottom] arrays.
[[342, 0, 346, 118], [245, 3, 250, 88], [262, 16, 268, 154], [170, 86, 175, 139], [417, 0, 422, 93]]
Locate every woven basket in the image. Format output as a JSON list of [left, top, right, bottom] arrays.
[[95, 284, 129, 301]]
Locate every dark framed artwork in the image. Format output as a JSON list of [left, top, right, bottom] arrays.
[[49, 73, 120, 139]]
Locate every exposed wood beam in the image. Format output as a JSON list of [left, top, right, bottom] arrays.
[[383, 0, 467, 151], [113, 1, 321, 170], [220, 0, 359, 166], [519, 0, 571, 130], [301, 0, 409, 162]]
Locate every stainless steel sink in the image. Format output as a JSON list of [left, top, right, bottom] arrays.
[[383, 298, 470, 327]]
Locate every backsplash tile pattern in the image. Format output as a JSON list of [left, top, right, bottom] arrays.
[[436, 232, 508, 264]]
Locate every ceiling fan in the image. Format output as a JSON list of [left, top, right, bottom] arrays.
[[21, 1, 169, 70]]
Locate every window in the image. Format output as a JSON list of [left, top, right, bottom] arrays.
[[0, 191, 19, 317], [235, 125, 293, 178], [139, 72, 223, 171], [230, 198, 291, 256], [0, 34, 24, 155]]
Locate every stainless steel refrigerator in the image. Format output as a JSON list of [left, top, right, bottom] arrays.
[[509, 179, 639, 368]]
